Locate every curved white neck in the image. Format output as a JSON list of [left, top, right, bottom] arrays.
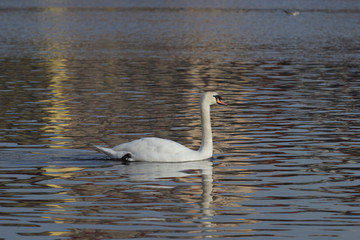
[[198, 101, 213, 157]]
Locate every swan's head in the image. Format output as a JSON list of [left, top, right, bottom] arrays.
[[201, 92, 227, 106]]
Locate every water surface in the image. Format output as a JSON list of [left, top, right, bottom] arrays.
[[1, 0, 360, 239]]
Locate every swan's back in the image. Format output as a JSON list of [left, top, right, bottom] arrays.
[[113, 137, 204, 162]]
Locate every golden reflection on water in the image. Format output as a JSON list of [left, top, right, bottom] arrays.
[[33, 5, 75, 148], [40, 58, 72, 148], [43, 166, 85, 178]]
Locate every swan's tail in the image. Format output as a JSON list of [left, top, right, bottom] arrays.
[[95, 146, 132, 160]]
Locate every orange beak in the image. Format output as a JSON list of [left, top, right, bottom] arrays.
[[216, 98, 227, 105]]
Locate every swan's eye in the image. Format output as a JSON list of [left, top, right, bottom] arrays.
[[213, 95, 221, 101]]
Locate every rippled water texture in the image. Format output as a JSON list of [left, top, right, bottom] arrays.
[[1, 0, 360, 239]]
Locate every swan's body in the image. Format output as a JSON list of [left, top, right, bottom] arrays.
[[97, 137, 205, 162], [96, 92, 226, 162]]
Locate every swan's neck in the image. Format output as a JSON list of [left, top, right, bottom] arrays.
[[198, 102, 213, 157]]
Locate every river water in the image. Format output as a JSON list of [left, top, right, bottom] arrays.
[[1, 0, 360, 239]]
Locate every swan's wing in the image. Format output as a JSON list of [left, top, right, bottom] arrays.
[[113, 137, 199, 162]]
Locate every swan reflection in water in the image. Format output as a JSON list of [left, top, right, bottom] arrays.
[[116, 159, 214, 223]]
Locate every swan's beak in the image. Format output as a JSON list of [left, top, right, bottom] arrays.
[[216, 98, 227, 105]]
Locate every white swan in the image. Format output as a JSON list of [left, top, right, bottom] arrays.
[[96, 92, 227, 162]]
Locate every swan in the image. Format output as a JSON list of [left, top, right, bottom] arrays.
[[96, 92, 227, 162]]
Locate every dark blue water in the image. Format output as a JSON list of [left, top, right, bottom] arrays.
[[1, 0, 360, 239]]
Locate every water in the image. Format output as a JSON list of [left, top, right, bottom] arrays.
[[1, 0, 360, 239]]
